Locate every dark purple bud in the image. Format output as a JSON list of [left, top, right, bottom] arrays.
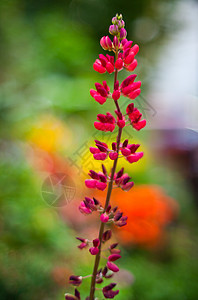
[[126, 103, 134, 114], [103, 283, 119, 298], [99, 173, 107, 183], [102, 164, 107, 176], [93, 238, 100, 248], [116, 168, 124, 179], [93, 197, 100, 206], [122, 175, 131, 185], [102, 266, 108, 277], [89, 170, 99, 179], [95, 139, 104, 145], [96, 277, 103, 284], [103, 289, 119, 299], [106, 204, 111, 213], [103, 283, 117, 291], [114, 211, 123, 221], [129, 143, 140, 153], [112, 206, 118, 213], [75, 289, 81, 300], [102, 230, 112, 242], [122, 181, 134, 191], [123, 139, 128, 147], [112, 142, 117, 151], [121, 74, 137, 89], [96, 143, 108, 152], [110, 243, 119, 250], [84, 197, 96, 210], [69, 275, 82, 286], [116, 216, 128, 227]]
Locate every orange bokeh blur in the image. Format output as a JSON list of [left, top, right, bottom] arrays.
[[111, 185, 179, 247]]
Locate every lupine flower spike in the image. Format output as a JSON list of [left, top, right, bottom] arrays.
[[66, 13, 146, 299]]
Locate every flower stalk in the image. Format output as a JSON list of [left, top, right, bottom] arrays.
[[66, 13, 146, 300]]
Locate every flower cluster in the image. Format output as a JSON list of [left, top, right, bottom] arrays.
[[66, 13, 146, 299]]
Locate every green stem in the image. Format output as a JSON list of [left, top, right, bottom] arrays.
[[89, 46, 122, 299]]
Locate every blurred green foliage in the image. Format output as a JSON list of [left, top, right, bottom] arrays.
[[1, 0, 198, 299]]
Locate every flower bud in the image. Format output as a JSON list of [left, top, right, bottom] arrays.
[[100, 212, 109, 223], [109, 24, 119, 36], [102, 230, 112, 242], [107, 261, 119, 273], [89, 246, 99, 255], [120, 27, 127, 39], [69, 275, 82, 286], [108, 254, 121, 261]]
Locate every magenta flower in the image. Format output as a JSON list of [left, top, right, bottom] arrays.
[[76, 237, 88, 250], [94, 112, 116, 132], [93, 54, 114, 74], [85, 170, 107, 191], [89, 238, 100, 255], [100, 212, 109, 223], [126, 103, 146, 131], [90, 81, 110, 105], [100, 36, 113, 51]]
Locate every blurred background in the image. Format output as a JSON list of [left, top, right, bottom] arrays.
[[0, 0, 198, 299]]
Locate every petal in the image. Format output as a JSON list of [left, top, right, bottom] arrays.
[[85, 179, 97, 188], [107, 261, 119, 273], [96, 181, 107, 191], [126, 152, 144, 163], [93, 61, 106, 73], [133, 119, 146, 131], [93, 152, 108, 161], [109, 152, 118, 160]]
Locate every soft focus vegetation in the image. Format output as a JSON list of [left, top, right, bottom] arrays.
[[0, 0, 198, 299]]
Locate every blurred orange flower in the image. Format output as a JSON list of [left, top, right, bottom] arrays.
[[111, 185, 178, 247]]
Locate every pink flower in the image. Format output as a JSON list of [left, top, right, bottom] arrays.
[[114, 167, 134, 191], [85, 170, 107, 191], [100, 212, 109, 223], [89, 238, 100, 255], [120, 75, 141, 100], [100, 36, 113, 51], [114, 211, 128, 227], [90, 81, 110, 105], [94, 112, 116, 132], [108, 254, 122, 261], [76, 237, 88, 250], [93, 54, 114, 74], [90, 140, 108, 161], [126, 103, 146, 131], [115, 110, 125, 128]]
